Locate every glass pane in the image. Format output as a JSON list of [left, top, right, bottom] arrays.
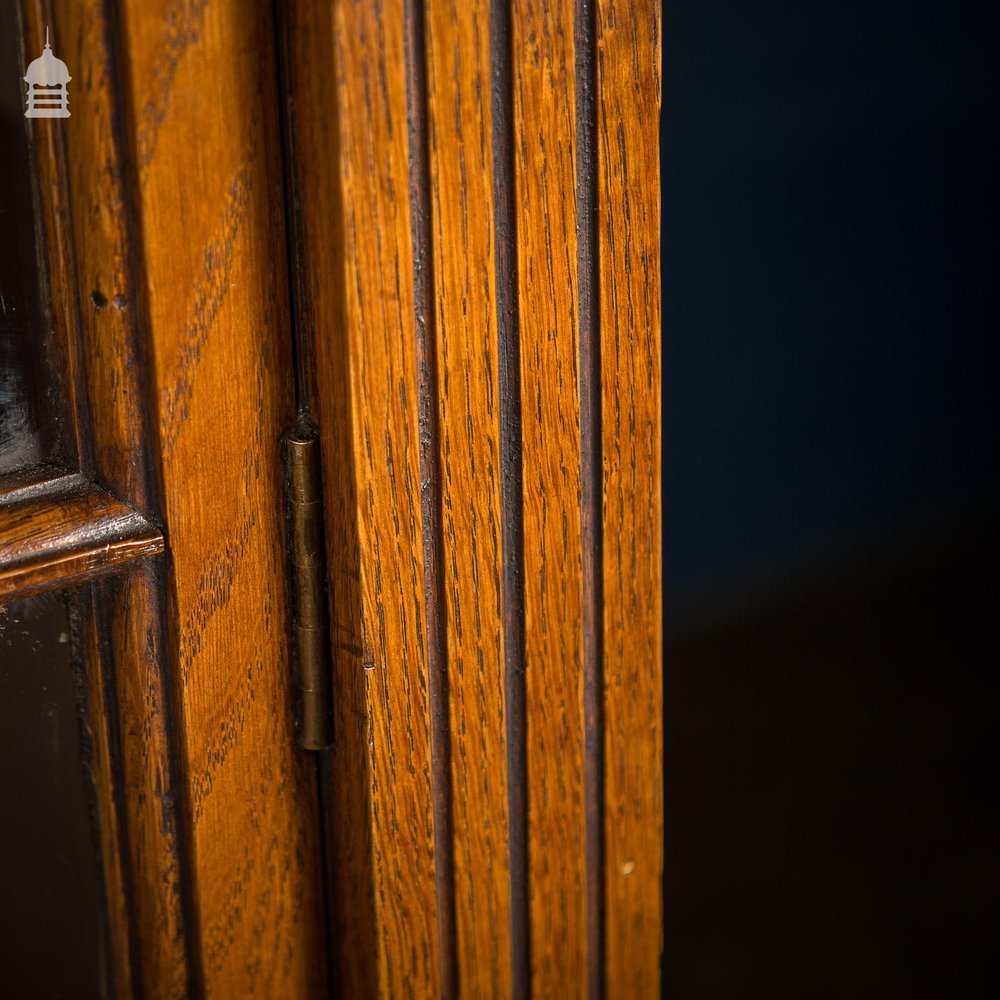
[[0, 3, 67, 475], [0, 592, 107, 998]]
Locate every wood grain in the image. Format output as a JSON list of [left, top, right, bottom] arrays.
[[111, 1, 328, 995], [102, 565, 194, 998], [511, 1, 590, 994], [0, 472, 163, 601], [283, 1, 455, 993], [22, 2, 200, 991], [277, 0, 379, 993], [405, 3, 459, 991], [50, 0, 151, 507], [597, 0, 663, 994], [424, 1, 512, 994], [331, 1, 442, 993], [287, 1, 662, 995]]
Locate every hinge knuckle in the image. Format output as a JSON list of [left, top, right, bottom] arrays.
[[284, 431, 334, 750]]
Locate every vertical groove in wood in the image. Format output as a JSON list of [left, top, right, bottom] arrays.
[[511, 0, 590, 994], [115, 1, 329, 995], [576, 0, 606, 995], [423, 0, 513, 995], [489, 1, 530, 995], [403, 1, 459, 995], [271, 0, 314, 425], [596, 0, 663, 995], [331, 0, 442, 994]]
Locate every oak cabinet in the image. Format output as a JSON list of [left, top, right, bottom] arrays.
[[1, 1, 661, 996]]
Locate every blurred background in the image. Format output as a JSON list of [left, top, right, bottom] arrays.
[[662, 0, 997, 995]]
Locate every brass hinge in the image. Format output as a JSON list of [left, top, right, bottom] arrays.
[[283, 430, 334, 750]]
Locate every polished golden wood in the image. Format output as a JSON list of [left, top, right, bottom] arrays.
[[287, 1, 662, 996], [0, 473, 162, 601], [328, 2, 443, 993], [21, 0, 332, 993], [16, 0, 661, 993], [597, 0, 663, 994], [23, 0, 203, 989], [511, 1, 590, 992], [424, 2, 513, 993], [110, 0, 328, 993]]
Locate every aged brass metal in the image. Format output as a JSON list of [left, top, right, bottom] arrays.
[[284, 431, 334, 750]]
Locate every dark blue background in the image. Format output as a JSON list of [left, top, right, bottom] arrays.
[[663, 0, 996, 606]]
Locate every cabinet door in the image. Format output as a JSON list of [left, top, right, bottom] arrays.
[[9, 1, 326, 996], [281, 1, 662, 996], [5, 0, 660, 996]]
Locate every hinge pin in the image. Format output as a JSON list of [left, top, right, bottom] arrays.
[[284, 431, 334, 750]]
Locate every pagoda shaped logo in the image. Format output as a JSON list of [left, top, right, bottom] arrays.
[[24, 28, 71, 118]]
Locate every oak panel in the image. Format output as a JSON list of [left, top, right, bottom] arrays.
[[596, 0, 664, 994], [115, 1, 328, 995], [424, 1, 512, 994], [511, 1, 590, 994], [266, 2, 662, 996], [283, 1, 451, 993], [292, 2, 663, 996], [330, 0, 443, 992]]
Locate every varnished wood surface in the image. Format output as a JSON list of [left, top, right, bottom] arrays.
[[597, 0, 663, 994], [109, 0, 329, 996], [45, 0, 152, 509], [290, 0, 662, 996], [0, 472, 162, 601], [26, 0, 333, 994], [72, 573, 193, 1000], [104, 565, 193, 998], [330, 2, 443, 994], [511, 0, 590, 993], [23, 1, 201, 991], [424, 1, 512, 994]]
